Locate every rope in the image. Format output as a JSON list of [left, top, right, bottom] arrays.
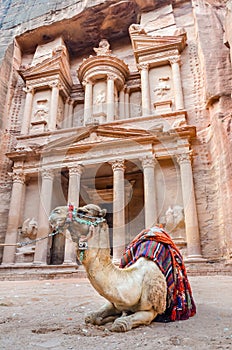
[[0, 230, 61, 248]]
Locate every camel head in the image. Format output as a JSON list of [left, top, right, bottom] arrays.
[[49, 204, 107, 246]]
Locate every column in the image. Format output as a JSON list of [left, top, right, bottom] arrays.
[[111, 159, 125, 263], [141, 156, 158, 228], [124, 86, 130, 118], [49, 82, 60, 130], [138, 63, 151, 116], [2, 172, 26, 264], [119, 88, 125, 119], [170, 56, 184, 110], [63, 97, 70, 128], [33, 169, 54, 265], [68, 99, 74, 128], [64, 165, 83, 264], [107, 75, 115, 122], [176, 153, 203, 260], [21, 86, 34, 135], [83, 79, 93, 125]]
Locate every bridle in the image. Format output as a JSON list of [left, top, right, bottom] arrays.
[[52, 204, 106, 262]]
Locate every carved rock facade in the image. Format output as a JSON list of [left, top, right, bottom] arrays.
[[0, 0, 231, 273]]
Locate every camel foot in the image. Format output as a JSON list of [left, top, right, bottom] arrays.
[[110, 317, 132, 332], [85, 313, 120, 326]]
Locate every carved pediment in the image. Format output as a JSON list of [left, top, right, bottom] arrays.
[[42, 125, 152, 152], [129, 24, 187, 63], [19, 49, 72, 88]]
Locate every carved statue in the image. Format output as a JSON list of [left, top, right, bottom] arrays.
[[164, 205, 185, 231], [16, 218, 38, 257], [21, 217, 38, 240], [94, 39, 112, 56], [129, 24, 146, 35], [49, 203, 196, 332]]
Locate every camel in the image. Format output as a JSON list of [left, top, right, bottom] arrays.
[[49, 204, 167, 332]]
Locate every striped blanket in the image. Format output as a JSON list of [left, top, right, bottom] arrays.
[[120, 227, 196, 322]]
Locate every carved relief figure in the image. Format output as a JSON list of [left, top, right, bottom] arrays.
[[164, 205, 185, 231], [93, 39, 112, 56], [154, 77, 171, 99], [32, 100, 49, 122], [16, 218, 38, 258], [21, 217, 38, 240], [95, 90, 106, 104]]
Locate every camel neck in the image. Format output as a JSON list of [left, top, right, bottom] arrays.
[[81, 247, 122, 302]]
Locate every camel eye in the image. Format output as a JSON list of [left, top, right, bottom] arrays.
[[54, 209, 61, 214]]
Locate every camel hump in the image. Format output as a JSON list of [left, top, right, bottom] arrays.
[[78, 204, 107, 218]]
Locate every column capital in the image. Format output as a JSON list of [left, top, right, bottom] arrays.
[[49, 81, 62, 90], [82, 78, 93, 87], [169, 56, 181, 65], [110, 159, 125, 172], [138, 63, 149, 71], [141, 155, 156, 169], [69, 164, 84, 176], [40, 168, 54, 180], [11, 172, 26, 184], [107, 74, 116, 81], [176, 152, 192, 165], [23, 86, 34, 94]]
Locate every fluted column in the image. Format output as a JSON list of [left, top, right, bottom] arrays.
[[111, 159, 125, 263], [49, 82, 60, 130], [139, 63, 151, 116], [2, 172, 26, 264], [21, 86, 34, 135], [170, 56, 184, 110], [141, 156, 158, 228], [119, 88, 125, 119], [64, 165, 83, 264], [107, 75, 115, 122], [176, 153, 203, 260], [34, 169, 54, 265], [83, 79, 93, 125]]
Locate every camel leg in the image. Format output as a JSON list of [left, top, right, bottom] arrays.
[[85, 301, 122, 326], [110, 309, 158, 332]]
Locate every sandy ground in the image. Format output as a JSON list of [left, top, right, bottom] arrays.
[[0, 275, 231, 350]]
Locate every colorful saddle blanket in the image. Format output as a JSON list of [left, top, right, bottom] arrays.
[[120, 227, 196, 322]]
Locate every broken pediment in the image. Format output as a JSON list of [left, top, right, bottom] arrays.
[[19, 46, 72, 89], [129, 24, 187, 64]]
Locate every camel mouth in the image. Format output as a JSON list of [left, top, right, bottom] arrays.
[[49, 216, 66, 229]]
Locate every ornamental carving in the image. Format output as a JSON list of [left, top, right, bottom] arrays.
[[69, 165, 84, 176], [176, 152, 192, 165], [23, 86, 34, 94], [110, 159, 125, 172], [138, 63, 149, 71], [169, 56, 181, 65], [12, 172, 25, 184], [141, 156, 157, 168], [40, 169, 54, 180]]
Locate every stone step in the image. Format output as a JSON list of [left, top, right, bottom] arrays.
[[0, 263, 87, 281]]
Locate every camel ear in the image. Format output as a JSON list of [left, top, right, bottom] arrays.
[[100, 209, 107, 217]]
